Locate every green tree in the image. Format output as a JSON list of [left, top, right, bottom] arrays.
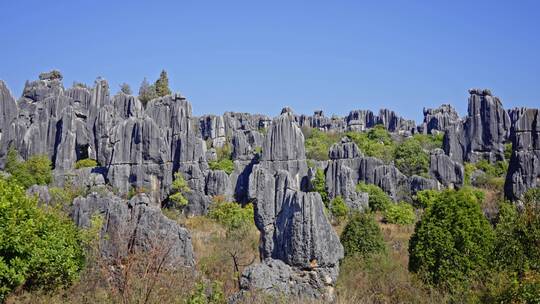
[[341, 212, 386, 258], [208, 201, 254, 231], [208, 143, 235, 174], [5, 147, 52, 189], [303, 128, 341, 161], [168, 172, 190, 207], [408, 188, 495, 291], [356, 182, 391, 211], [384, 202, 415, 225], [346, 125, 396, 163], [138, 77, 157, 106], [0, 177, 84, 301], [394, 137, 429, 177], [312, 168, 329, 206], [330, 196, 349, 220], [119, 82, 132, 95], [154, 69, 171, 97]]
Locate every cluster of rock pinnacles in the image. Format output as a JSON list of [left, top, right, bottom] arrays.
[[0, 73, 538, 300]]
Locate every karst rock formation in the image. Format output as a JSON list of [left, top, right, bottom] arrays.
[[1, 72, 539, 300]]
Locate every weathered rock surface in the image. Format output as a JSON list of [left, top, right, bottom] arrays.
[[429, 148, 464, 188], [443, 89, 510, 163], [72, 191, 195, 267], [504, 108, 540, 200], [420, 104, 459, 134]]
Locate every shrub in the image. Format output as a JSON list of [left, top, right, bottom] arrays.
[[408, 188, 495, 291], [119, 82, 132, 95], [341, 212, 386, 258], [384, 202, 415, 225], [414, 189, 440, 209], [312, 168, 329, 206], [0, 177, 84, 301], [5, 147, 52, 189], [186, 280, 225, 304], [169, 172, 190, 207], [303, 128, 341, 161], [208, 202, 254, 231], [346, 125, 396, 163], [74, 158, 98, 169], [208, 159, 235, 174], [356, 182, 392, 211], [138, 77, 157, 106], [412, 133, 444, 151], [394, 137, 429, 177], [330, 196, 349, 219]]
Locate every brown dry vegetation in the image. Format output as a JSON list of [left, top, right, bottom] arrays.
[[7, 208, 450, 304]]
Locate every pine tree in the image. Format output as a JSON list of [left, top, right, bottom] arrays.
[[154, 69, 171, 97], [119, 83, 132, 95], [138, 77, 157, 106]]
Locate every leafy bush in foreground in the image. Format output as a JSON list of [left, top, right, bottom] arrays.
[[408, 188, 494, 291], [341, 212, 386, 258], [208, 201, 254, 231], [5, 147, 52, 189], [0, 177, 84, 301]]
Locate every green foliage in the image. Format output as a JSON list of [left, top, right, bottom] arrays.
[[6, 147, 52, 189], [186, 280, 225, 304], [119, 82, 132, 95], [208, 143, 234, 174], [169, 172, 190, 207], [341, 212, 386, 258], [464, 162, 476, 186], [138, 77, 157, 106], [208, 159, 234, 175], [0, 178, 84, 301], [394, 137, 429, 177], [414, 189, 440, 209], [303, 128, 341, 161], [74, 158, 98, 169], [412, 133, 444, 151], [346, 125, 396, 163], [208, 202, 254, 231], [154, 69, 171, 97], [493, 188, 540, 275], [475, 159, 508, 178], [330, 196, 349, 219], [504, 142, 513, 160], [312, 168, 329, 205], [408, 188, 495, 291], [356, 182, 391, 211], [384, 202, 415, 225]]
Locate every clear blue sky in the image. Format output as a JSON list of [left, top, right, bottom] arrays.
[[1, 1, 539, 122]]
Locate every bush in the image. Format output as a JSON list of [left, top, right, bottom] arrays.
[[74, 158, 98, 169], [412, 133, 444, 151], [341, 212, 386, 258], [408, 188, 495, 291], [384, 202, 415, 225], [330, 196, 349, 219], [303, 128, 341, 161], [346, 125, 396, 163], [208, 159, 235, 174], [168, 172, 190, 207], [394, 137, 429, 177], [356, 182, 392, 211], [312, 168, 329, 206], [414, 189, 440, 209], [209, 144, 234, 174], [208, 202, 254, 231], [0, 178, 84, 301], [5, 147, 52, 189]]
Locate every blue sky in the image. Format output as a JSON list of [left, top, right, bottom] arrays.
[[1, 1, 538, 122]]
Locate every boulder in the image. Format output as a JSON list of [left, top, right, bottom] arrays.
[[71, 191, 195, 268]]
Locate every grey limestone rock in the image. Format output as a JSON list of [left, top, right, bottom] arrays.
[[429, 148, 464, 188], [72, 191, 195, 268], [420, 104, 460, 134]]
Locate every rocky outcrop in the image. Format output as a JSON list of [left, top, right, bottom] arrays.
[[420, 104, 459, 134], [429, 148, 464, 188], [72, 191, 195, 267], [242, 108, 343, 300], [443, 89, 510, 163], [504, 108, 540, 200]]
